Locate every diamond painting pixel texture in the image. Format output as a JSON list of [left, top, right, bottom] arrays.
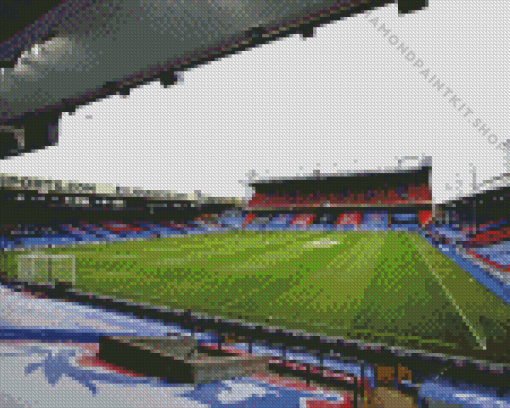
[[1, 162, 510, 406], [1, 0, 510, 407]]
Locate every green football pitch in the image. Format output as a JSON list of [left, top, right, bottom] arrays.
[[1, 231, 508, 357]]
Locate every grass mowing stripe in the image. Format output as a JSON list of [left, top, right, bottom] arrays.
[[408, 234, 487, 350], [408, 234, 510, 350], [74, 233, 315, 296], [198, 232, 328, 273], [151, 232, 332, 317], [6, 231, 508, 359], [300, 233, 390, 330], [159, 231, 320, 294], [208, 231, 332, 272], [209, 232, 347, 319], [270, 234, 376, 317], [76, 232, 322, 315], [253, 233, 366, 320], [308, 233, 388, 329], [409, 234, 510, 317], [152, 231, 318, 268], [202, 232, 340, 317], [341, 232, 480, 352], [258, 233, 384, 335]]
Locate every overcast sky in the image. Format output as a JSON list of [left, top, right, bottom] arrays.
[[0, 1, 507, 204]]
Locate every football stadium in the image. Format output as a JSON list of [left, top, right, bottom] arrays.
[[1, 157, 510, 407]]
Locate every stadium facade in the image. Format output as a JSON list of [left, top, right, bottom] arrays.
[[0, 157, 435, 248], [431, 172, 510, 272], [0, 173, 240, 248], [435, 172, 510, 238]]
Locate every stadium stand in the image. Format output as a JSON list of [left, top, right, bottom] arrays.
[[218, 210, 243, 230], [247, 184, 432, 208], [266, 214, 294, 231], [244, 214, 272, 231], [424, 174, 510, 303], [360, 210, 388, 231], [470, 241, 510, 268], [289, 214, 316, 230], [244, 157, 433, 233], [420, 228, 510, 303], [0, 174, 239, 249], [0, 217, 240, 250], [391, 213, 420, 232], [0, 160, 435, 244], [335, 212, 360, 231]]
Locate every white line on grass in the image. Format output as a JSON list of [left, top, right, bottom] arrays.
[[411, 236, 487, 350]]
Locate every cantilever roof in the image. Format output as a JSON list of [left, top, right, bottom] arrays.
[[476, 173, 510, 193], [439, 172, 510, 206], [0, 173, 239, 205], [248, 163, 431, 186]]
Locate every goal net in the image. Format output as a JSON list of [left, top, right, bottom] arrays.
[[17, 254, 75, 286]]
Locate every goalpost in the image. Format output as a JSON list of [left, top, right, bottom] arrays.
[[17, 254, 76, 286]]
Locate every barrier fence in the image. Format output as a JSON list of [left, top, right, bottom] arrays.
[[2, 271, 510, 408]]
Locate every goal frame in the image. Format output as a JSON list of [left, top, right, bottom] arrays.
[[17, 254, 76, 286]]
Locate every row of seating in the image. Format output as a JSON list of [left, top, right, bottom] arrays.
[[432, 219, 510, 247], [0, 219, 224, 248], [469, 241, 510, 269], [476, 219, 508, 232], [239, 213, 421, 232], [248, 186, 432, 207], [419, 230, 510, 303], [466, 227, 510, 247], [427, 222, 510, 270], [0, 212, 428, 249]]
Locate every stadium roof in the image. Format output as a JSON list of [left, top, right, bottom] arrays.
[[476, 172, 510, 194], [248, 160, 432, 187], [438, 172, 510, 206], [0, 173, 239, 205]]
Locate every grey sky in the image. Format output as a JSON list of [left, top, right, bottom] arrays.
[[0, 1, 507, 203]]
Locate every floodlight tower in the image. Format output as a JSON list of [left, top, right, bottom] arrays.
[[504, 139, 510, 174]]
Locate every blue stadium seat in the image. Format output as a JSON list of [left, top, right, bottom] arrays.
[[479, 241, 510, 254], [15, 237, 49, 246], [487, 254, 510, 266], [478, 220, 508, 232], [474, 241, 510, 266], [265, 225, 287, 231], [392, 213, 418, 224], [336, 225, 356, 231], [0, 237, 15, 248], [268, 214, 292, 226], [151, 228, 183, 236], [244, 224, 265, 232], [361, 211, 388, 231], [75, 234, 102, 242], [220, 217, 243, 227], [266, 214, 294, 231], [391, 224, 419, 232], [360, 224, 386, 231], [420, 231, 510, 303], [308, 224, 327, 231]]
